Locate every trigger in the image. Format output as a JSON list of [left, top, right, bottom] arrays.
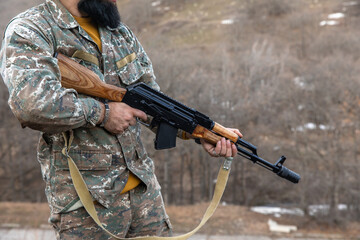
[[137, 118, 151, 127]]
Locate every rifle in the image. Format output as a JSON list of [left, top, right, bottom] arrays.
[[56, 53, 300, 184]]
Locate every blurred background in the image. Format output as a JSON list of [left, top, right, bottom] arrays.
[[0, 0, 359, 238]]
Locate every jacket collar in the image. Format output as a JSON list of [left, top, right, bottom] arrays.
[[46, 0, 79, 29]]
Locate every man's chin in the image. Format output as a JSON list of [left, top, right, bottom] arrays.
[[78, 0, 121, 28]]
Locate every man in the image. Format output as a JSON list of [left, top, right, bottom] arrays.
[[0, 0, 241, 239]]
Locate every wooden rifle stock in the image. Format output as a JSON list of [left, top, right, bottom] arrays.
[[56, 53, 127, 102]]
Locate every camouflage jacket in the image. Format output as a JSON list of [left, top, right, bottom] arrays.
[[0, 0, 161, 213]]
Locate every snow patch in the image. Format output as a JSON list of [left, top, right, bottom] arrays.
[[328, 13, 345, 19], [221, 19, 234, 25], [319, 12, 346, 27], [252, 204, 349, 218], [151, 1, 161, 7], [320, 20, 340, 26], [292, 123, 334, 132], [251, 206, 304, 217], [268, 219, 297, 233]]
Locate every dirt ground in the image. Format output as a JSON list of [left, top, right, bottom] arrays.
[[0, 202, 359, 239]]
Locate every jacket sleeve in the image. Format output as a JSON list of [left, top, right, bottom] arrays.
[[0, 19, 102, 134]]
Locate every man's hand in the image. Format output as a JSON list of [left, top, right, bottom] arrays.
[[201, 128, 242, 158], [102, 102, 147, 134]]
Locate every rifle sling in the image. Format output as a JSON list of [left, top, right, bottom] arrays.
[[72, 50, 100, 67], [62, 131, 232, 240]]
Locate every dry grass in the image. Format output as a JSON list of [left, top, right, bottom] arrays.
[[0, 202, 50, 228]]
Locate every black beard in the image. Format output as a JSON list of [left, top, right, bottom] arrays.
[[77, 0, 121, 28]]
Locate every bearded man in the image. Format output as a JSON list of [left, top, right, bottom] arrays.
[[0, 0, 241, 239]]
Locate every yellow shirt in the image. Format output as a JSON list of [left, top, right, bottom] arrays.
[[74, 16, 141, 194], [73, 16, 102, 51]]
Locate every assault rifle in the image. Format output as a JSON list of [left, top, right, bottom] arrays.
[[56, 53, 300, 184]]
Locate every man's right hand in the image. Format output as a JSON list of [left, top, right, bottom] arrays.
[[101, 102, 147, 134]]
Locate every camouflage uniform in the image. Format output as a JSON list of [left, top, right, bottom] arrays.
[[0, 0, 172, 238]]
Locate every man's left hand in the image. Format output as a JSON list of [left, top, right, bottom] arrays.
[[200, 128, 242, 158]]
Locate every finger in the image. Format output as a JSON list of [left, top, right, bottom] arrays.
[[113, 126, 124, 135], [234, 129, 243, 138], [129, 118, 137, 126], [231, 143, 237, 157], [200, 139, 211, 151], [132, 109, 147, 121], [119, 123, 128, 133], [220, 138, 227, 156], [214, 140, 221, 156], [226, 140, 232, 157], [200, 139, 217, 156], [229, 128, 243, 138]]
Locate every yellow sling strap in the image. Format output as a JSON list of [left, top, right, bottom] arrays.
[[62, 131, 232, 240]]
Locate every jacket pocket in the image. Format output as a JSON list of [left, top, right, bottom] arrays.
[[54, 150, 112, 171], [116, 53, 145, 85]]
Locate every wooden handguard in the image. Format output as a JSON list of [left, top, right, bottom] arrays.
[[192, 123, 239, 145], [192, 126, 222, 145], [56, 53, 127, 102], [212, 123, 239, 143]]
